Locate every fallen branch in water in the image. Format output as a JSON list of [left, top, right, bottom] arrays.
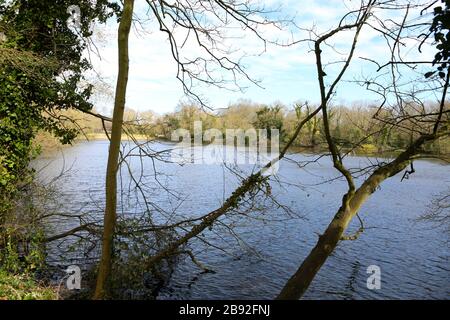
[[144, 104, 322, 269]]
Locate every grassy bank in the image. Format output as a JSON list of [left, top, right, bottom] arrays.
[[33, 131, 154, 154]]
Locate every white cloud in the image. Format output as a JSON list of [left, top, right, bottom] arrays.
[[87, 0, 436, 114]]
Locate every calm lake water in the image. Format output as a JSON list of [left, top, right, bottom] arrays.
[[34, 140, 450, 300]]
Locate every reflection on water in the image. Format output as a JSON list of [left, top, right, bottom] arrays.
[[33, 140, 450, 299]]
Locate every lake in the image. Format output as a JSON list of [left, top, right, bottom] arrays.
[[33, 140, 450, 299]]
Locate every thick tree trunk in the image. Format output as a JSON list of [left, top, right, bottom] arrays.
[[276, 134, 436, 299], [94, 0, 134, 300]]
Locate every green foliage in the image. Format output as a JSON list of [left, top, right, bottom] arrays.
[[0, 213, 47, 274], [0, 0, 119, 280], [253, 105, 285, 140], [0, 223, 50, 300], [151, 100, 448, 155], [2, 236, 21, 273], [423, 0, 450, 79]]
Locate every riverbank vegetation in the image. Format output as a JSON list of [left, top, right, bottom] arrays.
[[0, 0, 449, 300]]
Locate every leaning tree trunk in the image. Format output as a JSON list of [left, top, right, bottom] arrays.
[[94, 0, 134, 300], [276, 134, 436, 299]]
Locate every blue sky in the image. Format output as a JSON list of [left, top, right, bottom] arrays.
[[88, 0, 436, 115]]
